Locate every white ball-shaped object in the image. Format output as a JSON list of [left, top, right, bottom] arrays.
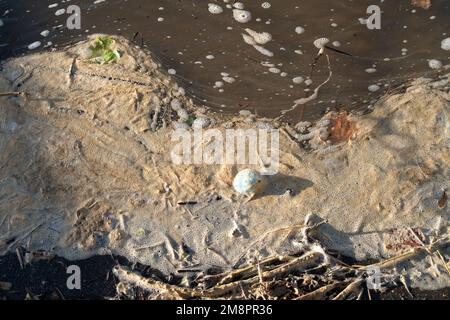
[[233, 169, 268, 195]]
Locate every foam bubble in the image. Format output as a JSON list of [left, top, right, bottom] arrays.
[[223, 76, 236, 84], [208, 3, 223, 15], [295, 26, 305, 34], [245, 28, 272, 45], [313, 38, 330, 49], [292, 76, 304, 84], [441, 37, 450, 51], [214, 81, 224, 88], [252, 44, 274, 57], [428, 59, 442, 69], [28, 41, 41, 50], [233, 9, 252, 23], [268, 67, 281, 74], [242, 34, 257, 45], [55, 9, 65, 16], [368, 84, 380, 92], [233, 2, 245, 10]]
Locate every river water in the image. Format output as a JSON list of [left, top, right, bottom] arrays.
[[0, 0, 449, 121]]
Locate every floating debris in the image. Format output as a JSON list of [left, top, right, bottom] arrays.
[[27, 41, 41, 50], [88, 36, 121, 64], [244, 28, 272, 45]]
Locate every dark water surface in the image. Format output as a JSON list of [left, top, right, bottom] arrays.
[[0, 0, 449, 121]]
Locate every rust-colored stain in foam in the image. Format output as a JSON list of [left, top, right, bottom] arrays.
[[328, 111, 358, 144], [411, 0, 432, 9]]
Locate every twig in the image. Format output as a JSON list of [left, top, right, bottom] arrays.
[[0, 214, 8, 229], [280, 127, 299, 146], [207, 247, 230, 265], [232, 223, 305, 268], [399, 274, 414, 299], [357, 288, 365, 300], [67, 57, 77, 86], [296, 281, 346, 300], [204, 255, 293, 286], [332, 279, 364, 300], [407, 227, 450, 276], [434, 250, 450, 276], [1, 223, 43, 256], [55, 287, 66, 300], [256, 257, 265, 284], [134, 240, 165, 251], [261, 252, 323, 280], [0, 92, 25, 97], [16, 247, 25, 270], [164, 235, 179, 262], [113, 265, 257, 299], [363, 237, 449, 273]]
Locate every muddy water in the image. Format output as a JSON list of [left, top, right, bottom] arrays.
[[0, 0, 449, 122]]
